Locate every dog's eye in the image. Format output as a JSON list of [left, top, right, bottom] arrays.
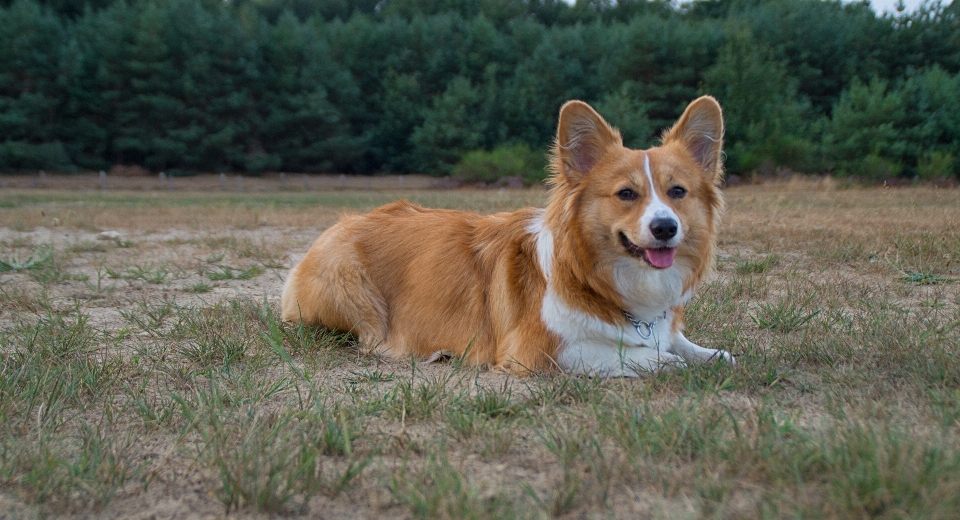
[[667, 186, 687, 199], [616, 188, 638, 201]]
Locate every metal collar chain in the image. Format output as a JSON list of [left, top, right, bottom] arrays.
[[621, 310, 667, 340]]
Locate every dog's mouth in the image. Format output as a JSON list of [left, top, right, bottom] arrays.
[[619, 233, 675, 269]]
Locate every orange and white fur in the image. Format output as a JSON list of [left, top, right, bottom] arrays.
[[281, 96, 733, 376]]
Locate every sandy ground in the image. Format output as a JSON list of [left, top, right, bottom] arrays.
[[0, 221, 533, 519]]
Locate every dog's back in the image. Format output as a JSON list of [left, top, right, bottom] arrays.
[[281, 200, 559, 372]]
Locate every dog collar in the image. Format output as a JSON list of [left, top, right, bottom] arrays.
[[622, 310, 667, 340]]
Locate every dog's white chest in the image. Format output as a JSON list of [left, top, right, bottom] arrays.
[[543, 289, 679, 375], [542, 288, 672, 349]]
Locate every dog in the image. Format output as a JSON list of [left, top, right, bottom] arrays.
[[281, 96, 733, 376]]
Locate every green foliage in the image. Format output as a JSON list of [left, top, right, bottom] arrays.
[[734, 0, 891, 114], [1, 0, 959, 179], [369, 70, 425, 173], [0, 0, 76, 171], [592, 83, 655, 149], [412, 76, 489, 174], [703, 28, 815, 174], [499, 23, 600, 149], [821, 65, 960, 180], [599, 14, 721, 135], [917, 151, 955, 180], [899, 65, 960, 178], [0, 0, 119, 18], [822, 77, 908, 179], [452, 143, 547, 185], [0, 244, 52, 272], [257, 11, 365, 173], [245, 0, 381, 23], [0, 140, 73, 172]]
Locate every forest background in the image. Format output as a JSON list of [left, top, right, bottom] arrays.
[[1, 0, 959, 182]]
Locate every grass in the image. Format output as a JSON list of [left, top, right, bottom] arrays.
[[751, 293, 821, 333], [107, 264, 172, 284], [734, 253, 780, 274], [0, 245, 52, 272], [205, 264, 265, 281], [0, 181, 959, 518], [389, 452, 516, 519]]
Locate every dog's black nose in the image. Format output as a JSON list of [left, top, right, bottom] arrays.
[[650, 218, 678, 241]]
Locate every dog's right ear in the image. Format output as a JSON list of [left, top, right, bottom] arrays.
[[553, 101, 622, 183]]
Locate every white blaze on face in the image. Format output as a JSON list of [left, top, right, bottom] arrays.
[[638, 153, 682, 247]]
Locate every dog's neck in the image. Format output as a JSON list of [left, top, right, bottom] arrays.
[[536, 202, 632, 326]]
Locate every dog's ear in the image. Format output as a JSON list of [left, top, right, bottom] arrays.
[[662, 96, 724, 183], [554, 101, 622, 182]]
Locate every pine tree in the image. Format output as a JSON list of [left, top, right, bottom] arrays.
[[0, 0, 73, 170], [823, 77, 907, 179], [703, 28, 814, 174], [258, 11, 364, 172], [411, 75, 487, 174]]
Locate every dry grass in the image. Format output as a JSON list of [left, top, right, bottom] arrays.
[[0, 188, 549, 232], [1, 178, 959, 519]]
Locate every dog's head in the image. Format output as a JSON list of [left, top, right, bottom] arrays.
[[548, 97, 724, 289]]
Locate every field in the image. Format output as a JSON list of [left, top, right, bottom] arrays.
[[1, 177, 959, 519]]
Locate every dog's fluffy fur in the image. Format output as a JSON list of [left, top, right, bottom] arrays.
[[281, 97, 733, 376]]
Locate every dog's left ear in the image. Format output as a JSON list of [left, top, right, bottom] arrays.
[[662, 96, 725, 183], [554, 100, 622, 183]]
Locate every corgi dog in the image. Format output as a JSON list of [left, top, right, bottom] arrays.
[[281, 96, 733, 376]]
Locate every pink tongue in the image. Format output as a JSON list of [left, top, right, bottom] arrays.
[[644, 248, 676, 269]]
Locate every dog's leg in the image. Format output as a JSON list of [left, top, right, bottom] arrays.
[[669, 332, 735, 364], [335, 265, 389, 353], [282, 233, 389, 353], [559, 342, 685, 377]]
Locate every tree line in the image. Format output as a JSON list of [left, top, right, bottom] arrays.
[[1, 0, 959, 180]]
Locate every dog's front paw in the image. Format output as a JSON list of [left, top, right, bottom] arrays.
[[669, 332, 736, 366], [709, 349, 736, 365]]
